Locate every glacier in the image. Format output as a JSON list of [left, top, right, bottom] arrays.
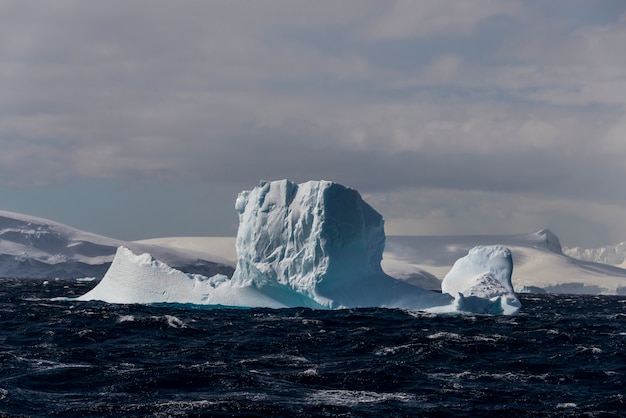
[[74, 180, 521, 315]]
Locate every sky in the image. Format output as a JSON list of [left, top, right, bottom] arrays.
[[1, 0, 626, 247]]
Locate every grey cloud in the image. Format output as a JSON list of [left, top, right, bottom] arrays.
[[2, 1, 626, 246], [137, 114, 624, 206]]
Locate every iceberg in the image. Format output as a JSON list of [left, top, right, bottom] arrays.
[[76, 247, 229, 304], [74, 180, 521, 315], [230, 180, 455, 310], [72, 245, 304, 308], [442, 245, 521, 315]]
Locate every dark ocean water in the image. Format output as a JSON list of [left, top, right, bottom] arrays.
[[0, 279, 625, 417]]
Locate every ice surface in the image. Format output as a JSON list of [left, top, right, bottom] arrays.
[[75, 180, 522, 314], [442, 246, 521, 315]]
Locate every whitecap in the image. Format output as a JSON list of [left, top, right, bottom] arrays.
[[374, 344, 414, 356], [426, 371, 473, 382], [307, 390, 416, 407], [77, 329, 91, 338], [299, 368, 318, 377], [577, 345, 602, 354], [404, 309, 438, 319], [24, 359, 94, 373], [426, 332, 462, 341], [117, 315, 135, 322], [469, 334, 506, 343], [164, 315, 186, 328], [260, 353, 310, 364]]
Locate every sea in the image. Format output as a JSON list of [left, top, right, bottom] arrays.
[[0, 278, 624, 417]]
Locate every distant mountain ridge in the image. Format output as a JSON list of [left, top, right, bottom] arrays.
[[0, 210, 234, 279], [563, 242, 626, 268]]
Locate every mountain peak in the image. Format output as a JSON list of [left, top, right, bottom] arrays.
[[535, 229, 562, 254]]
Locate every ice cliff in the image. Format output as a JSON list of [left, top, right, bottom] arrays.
[[75, 180, 521, 314], [230, 180, 454, 310]]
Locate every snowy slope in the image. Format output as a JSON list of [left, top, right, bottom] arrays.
[[0, 210, 234, 279]]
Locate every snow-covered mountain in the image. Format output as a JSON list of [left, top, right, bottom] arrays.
[[0, 210, 234, 279], [563, 242, 626, 268]]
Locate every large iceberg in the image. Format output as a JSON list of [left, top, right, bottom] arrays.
[[74, 180, 521, 315], [230, 180, 454, 310]]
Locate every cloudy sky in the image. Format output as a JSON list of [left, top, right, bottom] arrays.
[[2, 0, 626, 247]]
